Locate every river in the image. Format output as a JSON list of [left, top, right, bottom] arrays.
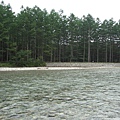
[[0, 68, 120, 119]]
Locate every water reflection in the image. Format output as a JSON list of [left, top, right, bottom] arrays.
[[0, 68, 120, 119]]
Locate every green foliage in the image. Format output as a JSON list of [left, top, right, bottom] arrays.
[[12, 58, 46, 67], [1, 1, 120, 65], [0, 62, 12, 67], [31, 58, 46, 67], [10, 50, 46, 67]]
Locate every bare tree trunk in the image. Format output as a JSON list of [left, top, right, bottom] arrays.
[[50, 48, 52, 62], [70, 44, 73, 62], [27, 43, 29, 61], [88, 32, 91, 62], [97, 40, 99, 62], [6, 35, 10, 62], [53, 49, 56, 62], [34, 35, 37, 59], [2, 41, 4, 61], [97, 48, 99, 62], [58, 44, 61, 62], [6, 45, 9, 62], [111, 42, 113, 62], [105, 41, 108, 62], [41, 47, 44, 62], [109, 41, 112, 62], [83, 38, 86, 62]]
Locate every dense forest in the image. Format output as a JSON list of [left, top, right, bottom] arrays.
[[0, 1, 120, 66]]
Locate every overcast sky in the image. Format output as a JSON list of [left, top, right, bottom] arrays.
[[2, 0, 120, 22]]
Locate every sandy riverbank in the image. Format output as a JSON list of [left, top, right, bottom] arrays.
[[46, 62, 120, 67], [0, 67, 92, 71], [0, 62, 120, 71], [0, 67, 79, 71], [0, 66, 119, 71]]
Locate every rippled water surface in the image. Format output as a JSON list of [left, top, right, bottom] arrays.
[[0, 68, 120, 120]]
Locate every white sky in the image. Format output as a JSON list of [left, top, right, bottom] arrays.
[[1, 0, 120, 22]]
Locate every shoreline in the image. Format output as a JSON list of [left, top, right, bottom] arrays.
[[0, 66, 119, 71]]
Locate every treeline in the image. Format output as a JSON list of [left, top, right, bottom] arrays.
[[1, 1, 120, 66]]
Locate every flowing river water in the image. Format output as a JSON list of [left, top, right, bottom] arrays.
[[0, 68, 120, 120]]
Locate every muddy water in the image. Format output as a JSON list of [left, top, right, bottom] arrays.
[[0, 68, 120, 120]]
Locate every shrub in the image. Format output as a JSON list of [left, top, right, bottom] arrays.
[[0, 62, 12, 67]]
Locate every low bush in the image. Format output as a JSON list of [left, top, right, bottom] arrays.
[[11, 58, 46, 67], [0, 62, 13, 67]]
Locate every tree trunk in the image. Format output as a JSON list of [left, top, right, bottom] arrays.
[[70, 44, 73, 62], [97, 39, 99, 62], [97, 47, 99, 62], [105, 41, 108, 62], [88, 32, 91, 62], [58, 40, 61, 62], [109, 41, 112, 62], [50, 48, 52, 62], [83, 39, 86, 62]]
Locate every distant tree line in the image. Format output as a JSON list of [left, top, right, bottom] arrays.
[[1, 1, 120, 66]]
